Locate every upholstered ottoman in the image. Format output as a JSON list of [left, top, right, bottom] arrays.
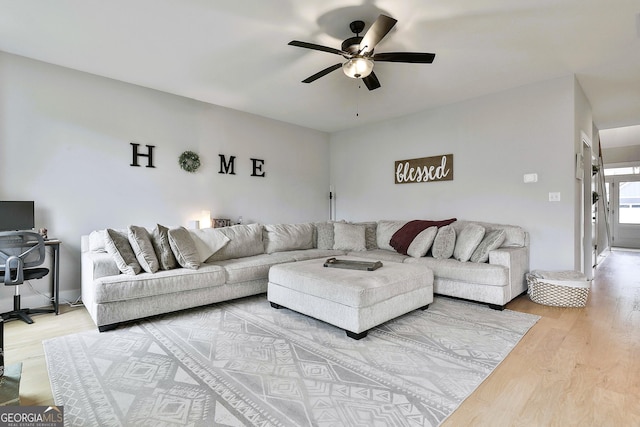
[[267, 256, 434, 339]]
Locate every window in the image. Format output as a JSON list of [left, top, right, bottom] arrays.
[[619, 181, 640, 224], [604, 166, 640, 176]]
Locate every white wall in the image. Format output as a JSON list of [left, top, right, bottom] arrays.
[[573, 78, 594, 275], [330, 76, 580, 272], [0, 52, 330, 311]]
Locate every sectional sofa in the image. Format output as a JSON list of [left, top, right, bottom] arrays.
[[81, 219, 529, 331]]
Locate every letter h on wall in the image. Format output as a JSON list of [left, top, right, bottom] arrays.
[[130, 143, 156, 168]]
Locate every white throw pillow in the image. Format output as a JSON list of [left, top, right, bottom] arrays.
[[263, 223, 314, 254], [431, 225, 456, 259], [104, 228, 141, 275], [188, 228, 231, 263], [168, 227, 200, 270], [89, 230, 107, 253], [407, 226, 438, 258], [128, 225, 159, 273], [333, 222, 366, 251], [453, 224, 486, 262]]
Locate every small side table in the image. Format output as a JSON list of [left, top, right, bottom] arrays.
[[0, 363, 22, 406]]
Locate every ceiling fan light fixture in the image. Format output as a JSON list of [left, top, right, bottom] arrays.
[[342, 57, 374, 79]]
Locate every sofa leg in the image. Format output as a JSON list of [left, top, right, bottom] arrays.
[[98, 323, 118, 332], [419, 304, 430, 311], [269, 302, 282, 309], [488, 304, 505, 311], [346, 330, 368, 340]]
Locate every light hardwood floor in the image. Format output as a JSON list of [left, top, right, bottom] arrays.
[[4, 250, 640, 425]]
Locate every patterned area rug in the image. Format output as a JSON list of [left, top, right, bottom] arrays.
[[44, 295, 539, 426]]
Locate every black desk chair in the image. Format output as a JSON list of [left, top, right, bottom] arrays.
[[0, 231, 51, 324]]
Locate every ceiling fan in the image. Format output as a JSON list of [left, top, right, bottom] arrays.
[[288, 14, 436, 90]]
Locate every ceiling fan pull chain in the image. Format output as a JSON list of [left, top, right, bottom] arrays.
[[356, 83, 361, 117]]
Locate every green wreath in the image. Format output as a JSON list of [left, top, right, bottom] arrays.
[[178, 150, 201, 173]]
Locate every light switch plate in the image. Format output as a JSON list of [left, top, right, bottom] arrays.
[[549, 192, 561, 202], [524, 173, 538, 183]]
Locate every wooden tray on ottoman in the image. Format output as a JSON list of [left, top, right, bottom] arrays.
[[323, 257, 382, 271]]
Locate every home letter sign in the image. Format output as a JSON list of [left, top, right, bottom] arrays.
[[395, 154, 453, 184], [218, 154, 236, 175], [130, 143, 156, 168]]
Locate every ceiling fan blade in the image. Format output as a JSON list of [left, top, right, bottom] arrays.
[[288, 40, 347, 57], [359, 15, 397, 54], [362, 72, 381, 91], [372, 52, 436, 63], [301, 63, 343, 83]]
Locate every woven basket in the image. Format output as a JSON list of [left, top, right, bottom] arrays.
[[526, 270, 590, 308]]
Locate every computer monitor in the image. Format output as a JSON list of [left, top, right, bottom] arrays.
[[0, 201, 35, 231]]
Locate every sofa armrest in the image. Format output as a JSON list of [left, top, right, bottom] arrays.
[[81, 251, 120, 326], [489, 246, 529, 302], [82, 252, 120, 281]]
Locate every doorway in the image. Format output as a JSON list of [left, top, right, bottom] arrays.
[[606, 173, 640, 249]]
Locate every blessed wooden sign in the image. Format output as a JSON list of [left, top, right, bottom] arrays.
[[395, 154, 453, 184]]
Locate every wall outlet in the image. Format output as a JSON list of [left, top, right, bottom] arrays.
[[549, 192, 561, 202]]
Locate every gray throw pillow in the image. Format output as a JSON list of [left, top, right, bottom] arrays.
[[104, 228, 141, 275], [315, 221, 335, 249], [333, 222, 366, 251], [128, 225, 159, 273], [152, 224, 178, 270], [453, 224, 486, 262], [431, 225, 456, 259], [168, 227, 200, 270], [470, 229, 506, 263], [354, 221, 378, 250], [407, 226, 438, 258]]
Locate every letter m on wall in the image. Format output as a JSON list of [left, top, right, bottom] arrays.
[[219, 154, 236, 175]]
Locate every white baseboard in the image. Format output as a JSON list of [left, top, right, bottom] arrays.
[[0, 289, 82, 315]]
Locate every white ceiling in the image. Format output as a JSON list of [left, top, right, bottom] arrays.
[[1, 0, 639, 148]]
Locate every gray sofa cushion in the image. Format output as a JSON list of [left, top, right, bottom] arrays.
[[93, 264, 226, 304], [280, 248, 347, 262], [213, 253, 295, 284], [263, 223, 314, 254], [405, 257, 509, 287], [207, 224, 264, 261], [346, 248, 409, 263], [104, 229, 141, 276]]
